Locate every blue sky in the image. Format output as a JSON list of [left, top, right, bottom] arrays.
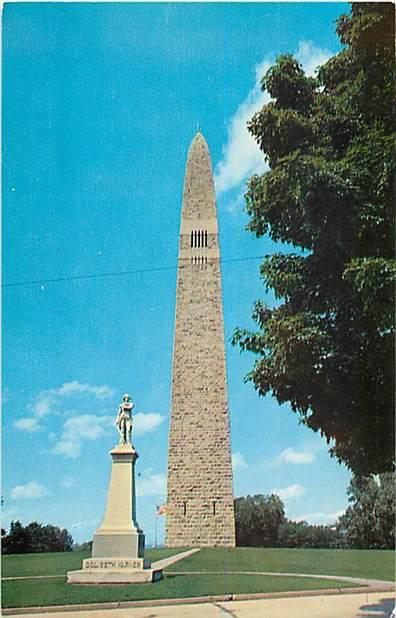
[[3, 2, 351, 545]]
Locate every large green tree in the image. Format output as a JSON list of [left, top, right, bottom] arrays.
[[337, 473, 395, 548], [233, 3, 395, 475]]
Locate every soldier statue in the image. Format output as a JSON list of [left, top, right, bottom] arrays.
[[115, 393, 134, 445]]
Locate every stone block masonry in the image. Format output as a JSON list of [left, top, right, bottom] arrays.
[[166, 131, 236, 548]]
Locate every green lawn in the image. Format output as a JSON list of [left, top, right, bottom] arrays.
[[166, 548, 395, 582], [2, 547, 393, 609], [1, 548, 182, 578], [2, 574, 356, 609]]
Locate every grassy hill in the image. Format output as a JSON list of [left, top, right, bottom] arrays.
[[2, 547, 394, 609], [165, 547, 395, 582]]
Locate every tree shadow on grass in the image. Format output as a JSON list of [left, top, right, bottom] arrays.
[[358, 597, 394, 617]]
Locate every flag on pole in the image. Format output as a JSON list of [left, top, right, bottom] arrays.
[[156, 504, 167, 516]]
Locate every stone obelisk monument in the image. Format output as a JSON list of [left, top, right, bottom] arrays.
[[166, 131, 235, 547], [68, 395, 162, 583]]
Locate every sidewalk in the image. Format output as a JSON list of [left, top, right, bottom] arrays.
[[151, 548, 201, 571], [3, 591, 394, 618]]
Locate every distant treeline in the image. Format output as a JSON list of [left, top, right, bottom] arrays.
[[72, 540, 92, 552], [3, 473, 394, 553], [235, 495, 342, 549], [1, 521, 73, 554], [235, 473, 395, 550]]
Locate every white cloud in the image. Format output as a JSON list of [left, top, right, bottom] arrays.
[[59, 476, 76, 489], [295, 40, 332, 78], [57, 381, 114, 399], [232, 451, 248, 471], [272, 484, 306, 501], [136, 473, 166, 497], [62, 415, 112, 441], [2, 388, 10, 404], [223, 189, 247, 215], [134, 413, 164, 436], [69, 518, 99, 530], [277, 448, 315, 465], [264, 445, 318, 470], [25, 385, 162, 456], [51, 414, 113, 459], [215, 40, 332, 198], [214, 58, 271, 196], [51, 410, 164, 459], [13, 417, 41, 432], [33, 393, 58, 418], [52, 440, 81, 459], [30, 381, 115, 418], [291, 510, 345, 525], [11, 481, 49, 500]]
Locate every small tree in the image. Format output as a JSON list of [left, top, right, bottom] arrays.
[[235, 494, 286, 546]]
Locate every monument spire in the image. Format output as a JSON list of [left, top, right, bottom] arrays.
[[166, 132, 235, 548]]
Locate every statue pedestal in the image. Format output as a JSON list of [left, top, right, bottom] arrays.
[[68, 444, 162, 584], [92, 444, 145, 559]]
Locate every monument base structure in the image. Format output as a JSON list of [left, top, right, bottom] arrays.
[[68, 443, 162, 584]]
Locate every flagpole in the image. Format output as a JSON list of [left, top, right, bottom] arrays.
[[154, 507, 158, 548]]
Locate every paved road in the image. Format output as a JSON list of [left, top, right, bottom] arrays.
[[4, 592, 394, 617]]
